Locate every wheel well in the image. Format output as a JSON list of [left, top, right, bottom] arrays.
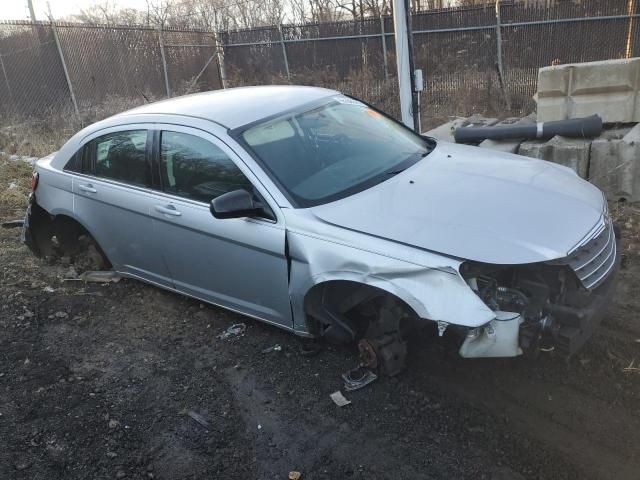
[[28, 204, 111, 269], [303, 280, 419, 342]]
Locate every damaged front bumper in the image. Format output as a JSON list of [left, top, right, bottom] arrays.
[[459, 231, 621, 358], [546, 246, 621, 355]]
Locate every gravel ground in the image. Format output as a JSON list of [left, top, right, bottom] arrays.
[[1, 156, 639, 479]]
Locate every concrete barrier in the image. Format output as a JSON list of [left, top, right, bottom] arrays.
[[518, 136, 591, 179], [589, 124, 640, 202], [536, 58, 640, 123]]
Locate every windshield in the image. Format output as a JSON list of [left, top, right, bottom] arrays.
[[239, 96, 434, 207]]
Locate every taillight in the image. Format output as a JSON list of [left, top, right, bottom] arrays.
[[31, 171, 39, 191]]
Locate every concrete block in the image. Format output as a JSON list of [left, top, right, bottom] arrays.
[[589, 123, 640, 202], [479, 115, 536, 153], [424, 115, 498, 143], [516, 139, 545, 158], [517, 135, 591, 178], [536, 58, 640, 123]]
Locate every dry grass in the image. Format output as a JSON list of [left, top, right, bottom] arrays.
[[0, 154, 33, 220], [611, 201, 640, 260]]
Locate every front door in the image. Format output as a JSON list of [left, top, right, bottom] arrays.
[[149, 127, 292, 328]]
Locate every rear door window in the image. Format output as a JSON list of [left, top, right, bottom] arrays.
[[84, 130, 149, 187], [160, 131, 253, 203]]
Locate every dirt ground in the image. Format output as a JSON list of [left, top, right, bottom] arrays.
[[1, 155, 639, 480]]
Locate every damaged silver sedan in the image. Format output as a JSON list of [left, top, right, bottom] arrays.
[[22, 86, 620, 375]]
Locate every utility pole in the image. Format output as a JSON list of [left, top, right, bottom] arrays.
[[27, 0, 37, 22], [392, 0, 419, 131]]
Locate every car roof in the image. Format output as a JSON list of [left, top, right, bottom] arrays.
[[118, 85, 338, 129]]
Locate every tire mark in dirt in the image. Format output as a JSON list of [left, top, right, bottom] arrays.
[[426, 373, 639, 480], [225, 366, 337, 477], [224, 366, 462, 479]]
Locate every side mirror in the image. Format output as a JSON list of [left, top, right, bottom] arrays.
[[210, 189, 261, 219]]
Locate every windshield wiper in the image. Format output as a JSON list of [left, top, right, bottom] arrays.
[[386, 150, 430, 176]]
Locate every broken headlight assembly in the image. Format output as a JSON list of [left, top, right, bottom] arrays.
[[459, 253, 619, 357]]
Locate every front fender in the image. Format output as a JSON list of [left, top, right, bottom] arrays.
[[287, 231, 494, 333]]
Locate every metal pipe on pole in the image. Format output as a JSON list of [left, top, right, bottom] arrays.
[[392, 0, 419, 131]]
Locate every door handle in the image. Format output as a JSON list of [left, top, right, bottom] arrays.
[[78, 184, 97, 194], [154, 205, 182, 217]]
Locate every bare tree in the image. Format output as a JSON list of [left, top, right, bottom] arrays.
[[289, 0, 310, 22], [71, 0, 145, 25], [308, 0, 344, 22], [145, 0, 172, 27]]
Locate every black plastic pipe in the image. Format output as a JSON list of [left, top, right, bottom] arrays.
[[453, 114, 603, 144]]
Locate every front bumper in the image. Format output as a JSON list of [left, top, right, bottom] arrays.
[[549, 237, 621, 354]]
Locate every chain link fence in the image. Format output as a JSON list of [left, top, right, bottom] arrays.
[[0, 21, 221, 124], [221, 0, 639, 127], [0, 0, 638, 129]]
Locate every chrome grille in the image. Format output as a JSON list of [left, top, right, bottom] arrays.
[[561, 218, 617, 290]]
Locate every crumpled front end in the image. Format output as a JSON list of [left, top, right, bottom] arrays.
[[459, 218, 621, 358]]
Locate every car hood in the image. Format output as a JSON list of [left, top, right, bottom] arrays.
[[309, 142, 605, 265]]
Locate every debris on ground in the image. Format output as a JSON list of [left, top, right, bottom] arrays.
[[43, 286, 55, 293], [217, 323, 246, 340], [623, 359, 639, 373], [64, 266, 78, 280], [288, 471, 302, 480], [1, 218, 23, 228], [329, 390, 351, 407], [185, 410, 209, 429], [342, 366, 378, 392], [261, 344, 282, 353], [299, 344, 322, 357], [79, 270, 121, 283]]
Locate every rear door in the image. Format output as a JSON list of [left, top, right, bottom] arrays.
[[149, 126, 292, 328], [72, 126, 173, 287]]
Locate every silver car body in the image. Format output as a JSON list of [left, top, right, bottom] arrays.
[[25, 86, 619, 358]]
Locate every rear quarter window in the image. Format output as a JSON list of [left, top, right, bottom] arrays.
[[66, 130, 149, 187]]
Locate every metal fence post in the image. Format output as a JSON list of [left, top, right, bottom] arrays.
[[278, 25, 291, 81], [158, 26, 171, 98], [380, 16, 389, 81], [495, 0, 511, 110], [51, 21, 79, 116], [625, 0, 636, 58], [495, 0, 504, 78], [0, 54, 16, 112]]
